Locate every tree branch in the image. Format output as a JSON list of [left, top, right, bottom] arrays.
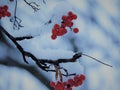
[[0, 24, 112, 80], [0, 25, 81, 72]]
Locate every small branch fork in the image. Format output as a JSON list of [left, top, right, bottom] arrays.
[[0, 25, 112, 79], [10, 0, 41, 30], [10, 0, 23, 30], [23, 0, 40, 12]]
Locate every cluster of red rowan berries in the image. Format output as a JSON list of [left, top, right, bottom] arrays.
[[51, 11, 79, 40], [50, 74, 85, 90], [0, 5, 11, 19]]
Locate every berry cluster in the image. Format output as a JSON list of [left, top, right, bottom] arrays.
[[50, 74, 85, 90], [0, 5, 11, 19], [51, 11, 79, 40]]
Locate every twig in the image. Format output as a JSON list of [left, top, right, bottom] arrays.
[[24, 0, 40, 12], [82, 53, 112, 67], [15, 36, 33, 41], [45, 19, 52, 25], [10, 0, 23, 30]]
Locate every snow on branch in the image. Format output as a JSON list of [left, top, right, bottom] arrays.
[[0, 24, 112, 79], [0, 25, 82, 72]]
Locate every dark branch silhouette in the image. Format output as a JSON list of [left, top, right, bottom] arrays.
[[0, 25, 82, 74], [15, 36, 33, 41]]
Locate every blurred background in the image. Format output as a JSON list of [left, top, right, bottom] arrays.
[[0, 0, 120, 90]]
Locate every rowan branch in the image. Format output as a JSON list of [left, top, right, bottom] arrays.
[[0, 25, 81, 72], [0, 24, 112, 79]]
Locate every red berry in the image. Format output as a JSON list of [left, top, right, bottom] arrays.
[[74, 79, 83, 87], [73, 28, 79, 33], [65, 16, 73, 22], [68, 11, 73, 16], [63, 82, 67, 86], [0, 9, 3, 13], [78, 79, 83, 85], [51, 34, 57, 40], [67, 16, 73, 21], [72, 14, 77, 19], [6, 12, 11, 17], [3, 5, 8, 11], [0, 8, 5, 13], [55, 81, 64, 90], [67, 21, 73, 27], [74, 75, 79, 81], [63, 28, 67, 34], [2, 12, 6, 17], [68, 79, 75, 87], [57, 28, 64, 36], [52, 29, 58, 35], [54, 24, 60, 29], [61, 22, 66, 28], [65, 20, 71, 27], [50, 81, 55, 87], [62, 15, 67, 20], [74, 83, 79, 87], [79, 74, 86, 80], [0, 14, 2, 19]]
